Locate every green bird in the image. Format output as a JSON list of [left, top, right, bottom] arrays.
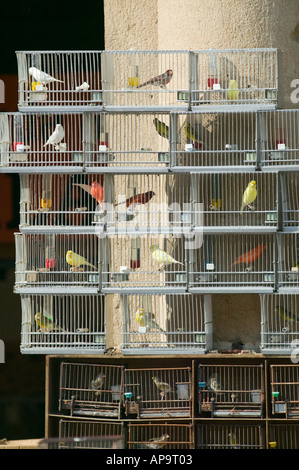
[[183, 122, 203, 145], [153, 118, 169, 139], [275, 305, 299, 323]]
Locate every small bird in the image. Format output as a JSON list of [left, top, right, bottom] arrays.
[[152, 376, 172, 400], [208, 375, 223, 393], [136, 307, 165, 332], [73, 181, 104, 209], [240, 180, 257, 212], [75, 81, 90, 91], [228, 432, 238, 449], [229, 244, 266, 269], [153, 118, 169, 139], [35, 312, 66, 333], [275, 305, 299, 323], [231, 338, 245, 350], [137, 69, 173, 88], [183, 122, 203, 149], [66, 250, 97, 270], [115, 190, 155, 209], [226, 79, 239, 101], [44, 124, 65, 148], [29, 67, 64, 85], [145, 434, 170, 450], [151, 244, 184, 269], [90, 372, 106, 396]]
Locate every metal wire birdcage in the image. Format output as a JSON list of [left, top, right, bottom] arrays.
[[260, 294, 299, 354], [270, 364, 299, 418], [127, 422, 193, 449], [268, 424, 299, 449], [20, 294, 105, 354], [197, 363, 265, 418], [14, 232, 102, 293], [15, 49, 282, 111], [123, 367, 192, 419], [188, 232, 274, 293], [120, 293, 207, 355], [59, 362, 124, 419], [39, 435, 124, 449], [196, 423, 265, 449], [277, 233, 299, 290]]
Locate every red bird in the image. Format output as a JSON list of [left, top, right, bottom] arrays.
[[137, 69, 173, 88], [229, 244, 266, 269], [73, 181, 104, 208], [115, 190, 155, 208]]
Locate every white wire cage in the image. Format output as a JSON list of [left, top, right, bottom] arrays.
[[188, 233, 274, 293], [18, 172, 193, 235], [127, 423, 193, 449], [20, 294, 105, 354], [56, 419, 124, 449], [120, 293, 207, 355], [14, 232, 102, 293], [123, 367, 192, 419], [268, 424, 299, 449], [260, 294, 299, 354], [59, 362, 124, 419], [191, 171, 278, 232], [196, 423, 265, 449], [197, 363, 265, 418], [277, 233, 299, 290], [103, 233, 187, 292], [15, 49, 282, 111], [270, 364, 299, 418]]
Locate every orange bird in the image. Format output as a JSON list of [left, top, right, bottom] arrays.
[[115, 190, 155, 208], [73, 181, 104, 209], [229, 244, 266, 269]]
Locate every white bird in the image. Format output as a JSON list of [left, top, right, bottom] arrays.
[[76, 81, 90, 91], [44, 124, 65, 148], [29, 67, 64, 85]]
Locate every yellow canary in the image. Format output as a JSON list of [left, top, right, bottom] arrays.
[[183, 122, 202, 144], [35, 312, 66, 332], [275, 305, 299, 323], [150, 244, 184, 267], [153, 118, 169, 139], [136, 308, 165, 332], [66, 250, 97, 270], [240, 180, 257, 212], [226, 79, 239, 101]]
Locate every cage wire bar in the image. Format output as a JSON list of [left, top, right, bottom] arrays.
[[39, 435, 124, 449], [14, 232, 104, 294], [15, 49, 282, 112], [57, 419, 124, 446], [127, 423, 193, 449], [196, 423, 265, 449], [59, 362, 124, 419], [270, 365, 299, 418], [20, 294, 106, 354], [120, 293, 208, 355], [197, 363, 265, 418], [260, 294, 299, 354], [123, 367, 192, 419], [268, 424, 299, 449]]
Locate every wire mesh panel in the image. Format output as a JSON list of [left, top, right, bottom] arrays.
[[268, 424, 299, 449], [191, 171, 277, 231], [172, 111, 258, 170], [127, 423, 193, 449], [281, 172, 299, 228], [197, 364, 265, 418], [120, 293, 206, 355], [191, 48, 282, 108], [40, 435, 124, 449], [260, 294, 299, 354], [59, 362, 124, 418], [14, 232, 101, 292], [105, 234, 187, 291], [277, 233, 299, 290], [123, 367, 192, 419], [196, 423, 265, 449], [270, 365, 299, 418], [20, 294, 105, 354], [189, 233, 274, 292], [259, 110, 299, 168]]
